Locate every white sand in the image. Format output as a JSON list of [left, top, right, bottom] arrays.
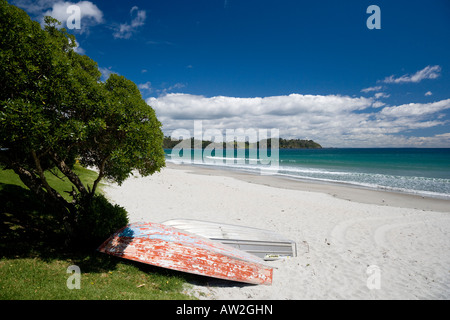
[[102, 163, 450, 300]]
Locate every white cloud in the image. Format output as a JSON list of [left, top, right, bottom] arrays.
[[382, 65, 441, 84], [138, 83, 186, 97], [425, 91, 433, 96], [113, 6, 146, 39], [12, 0, 61, 15], [72, 39, 85, 54], [372, 101, 386, 108], [361, 86, 382, 93], [43, 1, 103, 32], [138, 81, 152, 90], [374, 92, 390, 99], [147, 93, 450, 147], [138, 81, 152, 92], [154, 83, 186, 97], [379, 99, 450, 118], [148, 93, 373, 121], [98, 66, 118, 81], [13, 0, 103, 32]]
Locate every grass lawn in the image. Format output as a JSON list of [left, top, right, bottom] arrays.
[[0, 254, 192, 300], [0, 165, 196, 300]]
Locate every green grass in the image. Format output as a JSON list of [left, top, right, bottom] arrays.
[[0, 166, 196, 300], [0, 255, 192, 300], [0, 164, 103, 257], [0, 163, 103, 198]]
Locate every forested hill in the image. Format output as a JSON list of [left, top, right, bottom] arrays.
[[163, 137, 322, 149], [277, 138, 322, 149]]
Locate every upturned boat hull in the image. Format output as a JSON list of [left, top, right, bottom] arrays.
[[98, 222, 273, 285], [163, 219, 297, 260]]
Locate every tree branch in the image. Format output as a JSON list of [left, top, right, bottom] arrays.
[[11, 164, 47, 203], [90, 155, 110, 197], [31, 149, 57, 200], [9, 160, 69, 212], [50, 151, 87, 195]]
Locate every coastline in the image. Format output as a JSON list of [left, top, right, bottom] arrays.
[[167, 162, 450, 213], [102, 162, 450, 299]]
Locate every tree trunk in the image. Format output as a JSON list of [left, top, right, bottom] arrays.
[[90, 155, 110, 197], [50, 152, 87, 195]]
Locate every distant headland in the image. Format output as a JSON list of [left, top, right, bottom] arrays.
[[163, 137, 322, 149]]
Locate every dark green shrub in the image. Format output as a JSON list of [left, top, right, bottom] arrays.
[[75, 194, 129, 249]]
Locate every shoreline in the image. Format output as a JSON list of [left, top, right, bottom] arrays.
[[166, 162, 450, 213], [103, 162, 450, 299]]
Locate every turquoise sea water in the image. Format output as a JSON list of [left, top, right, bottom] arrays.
[[165, 148, 450, 199]]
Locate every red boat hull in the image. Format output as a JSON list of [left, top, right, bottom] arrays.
[[98, 222, 273, 285]]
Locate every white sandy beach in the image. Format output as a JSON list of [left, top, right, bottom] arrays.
[[102, 163, 450, 300]]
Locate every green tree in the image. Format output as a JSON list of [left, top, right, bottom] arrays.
[[0, 1, 165, 242]]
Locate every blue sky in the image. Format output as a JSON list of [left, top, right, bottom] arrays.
[[11, 0, 450, 147]]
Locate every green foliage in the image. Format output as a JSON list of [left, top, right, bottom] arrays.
[[278, 138, 322, 149], [75, 194, 128, 248], [0, 0, 165, 244], [87, 74, 165, 185]]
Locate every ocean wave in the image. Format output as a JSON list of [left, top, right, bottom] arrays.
[[275, 172, 450, 199], [166, 156, 450, 199], [205, 155, 260, 162]]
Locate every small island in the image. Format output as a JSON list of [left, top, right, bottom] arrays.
[[163, 137, 322, 149]]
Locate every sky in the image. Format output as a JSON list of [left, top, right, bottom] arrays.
[[10, 0, 450, 147]]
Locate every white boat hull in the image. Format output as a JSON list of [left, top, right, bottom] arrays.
[[162, 219, 297, 260]]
